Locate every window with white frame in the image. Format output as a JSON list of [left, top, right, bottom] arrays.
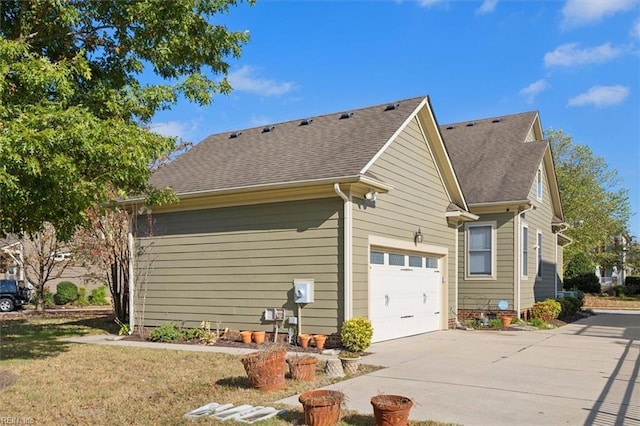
[[537, 231, 543, 278], [522, 225, 528, 277], [466, 223, 495, 278], [537, 168, 543, 200]]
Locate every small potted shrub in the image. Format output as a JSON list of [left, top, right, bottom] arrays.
[[338, 317, 373, 374], [286, 354, 318, 381], [240, 345, 286, 391], [299, 389, 345, 426]]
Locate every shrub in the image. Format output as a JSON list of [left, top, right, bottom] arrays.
[[75, 287, 89, 306], [612, 285, 627, 298], [54, 281, 78, 305], [340, 317, 373, 354], [557, 296, 582, 318], [530, 318, 547, 329], [487, 319, 502, 328], [531, 299, 561, 322], [149, 322, 183, 342], [89, 286, 109, 305], [42, 288, 55, 308], [624, 276, 640, 295], [565, 273, 600, 294]]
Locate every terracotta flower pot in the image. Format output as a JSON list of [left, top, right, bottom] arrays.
[[252, 331, 266, 344], [501, 317, 512, 327], [299, 389, 344, 426], [370, 394, 414, 426], [240, 331, 252, 344], [240, 349, 286, 391], [312, 334, 327, 350], [287, 355, 318, 381], [298, 333, 312, 348]]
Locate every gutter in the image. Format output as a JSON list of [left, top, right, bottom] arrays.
[[334, 183, 352, 321]]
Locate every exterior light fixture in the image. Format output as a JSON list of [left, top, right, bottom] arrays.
[[414, 228, 423, 244], [365, 190, 378, 201]]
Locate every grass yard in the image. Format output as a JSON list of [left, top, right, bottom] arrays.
[[0, 315, 451, 425]]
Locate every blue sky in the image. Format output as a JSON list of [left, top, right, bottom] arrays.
[[150, 0, 640, 237]]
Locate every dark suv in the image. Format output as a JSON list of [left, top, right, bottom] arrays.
[[0, 279, 31, 312]]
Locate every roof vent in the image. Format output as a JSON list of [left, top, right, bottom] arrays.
[[300, 118, 313, 126], [229, 132, 242, 139], [466, 122, 475, 127], [340, 112, 353, 119], [384, 103, 400, 111], [492, 119, 502, 123], [446, 126, 455, 130], [262, 126, 275, 133]]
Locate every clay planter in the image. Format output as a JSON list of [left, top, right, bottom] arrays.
[[287, 355, 318, 381], [370, 394, 414, 426], [298, 333, 312, 348], [240, 349, 286, 391], [240, 331, 252, 344], [313, 334, 327, 350], [501, 317, 513, 327], [338, 354, 361, 375], [252, 331, 266, 344], [299, 389, 344, 426]]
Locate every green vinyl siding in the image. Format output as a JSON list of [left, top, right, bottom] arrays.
[[135, 198, 342, 335], [351, 117, 455, 320], [458, 212, 515, 311], [522, 161, 558, 306]]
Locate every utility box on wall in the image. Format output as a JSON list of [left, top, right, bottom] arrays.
[[293, 279, 314, 303]]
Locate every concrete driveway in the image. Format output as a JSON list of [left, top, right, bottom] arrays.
[[279, 310, 640, 425]]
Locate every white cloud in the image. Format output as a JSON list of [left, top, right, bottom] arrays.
[[520, 79, 549, 103], [561, 0, 636, 28], [568, 85, 629, 108], [544, 42, 622, 67], [418, 0, 444, 7], [228, 65, 296, 96], [476, 0, 498, 15], [149, 120, 197, 140], [632, 18, 640, 39]]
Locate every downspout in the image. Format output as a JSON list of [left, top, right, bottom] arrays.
[[128, 226, 135, 335], [454, 222, 463, 327], [517, 205, 534, 318], [334, 183, 352, 321]]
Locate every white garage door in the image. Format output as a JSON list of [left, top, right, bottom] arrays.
[[369, 249, 442, 342]]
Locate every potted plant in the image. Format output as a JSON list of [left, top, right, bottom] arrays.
[[299, 389, 344, 426], [287, 354, 318, 381], [500, 316, 513, 327], [240, 330, 252, 344], [240, 346, 286, 391], [338, 317, 373, 374], [370, 394, 414, 426], [252, 330, 266, 344]]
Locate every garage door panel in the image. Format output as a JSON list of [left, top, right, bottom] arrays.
[[369, 250, 442, 343]]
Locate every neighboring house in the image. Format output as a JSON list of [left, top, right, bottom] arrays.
[[130, 95, 568, 342]]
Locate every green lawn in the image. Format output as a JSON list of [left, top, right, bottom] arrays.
[[0, 314, 453, 425]]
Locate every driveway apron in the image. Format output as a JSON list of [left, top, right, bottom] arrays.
[[278, 310, 640, 426]]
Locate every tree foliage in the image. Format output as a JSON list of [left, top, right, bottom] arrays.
[[0, 0, 252, 240], [547, 129, 631, 269]]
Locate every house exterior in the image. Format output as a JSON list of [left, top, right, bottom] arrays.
[[130, 95, 567, 342]]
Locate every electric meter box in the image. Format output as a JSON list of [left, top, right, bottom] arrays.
[[293, 279, 314, 303]]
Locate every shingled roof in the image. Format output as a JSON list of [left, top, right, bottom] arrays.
[[150, 96, 427, 195], [440, 112, 548, 205]]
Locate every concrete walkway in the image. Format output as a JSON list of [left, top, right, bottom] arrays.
[[64, 310, 639, 425], [279, 310, 640, 426]]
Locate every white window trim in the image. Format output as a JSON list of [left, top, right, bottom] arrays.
[[536, 167, 543, 201], [537, 230, 543, 278], [465, 221, 497, 280], [521, 223, 529, 278]]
